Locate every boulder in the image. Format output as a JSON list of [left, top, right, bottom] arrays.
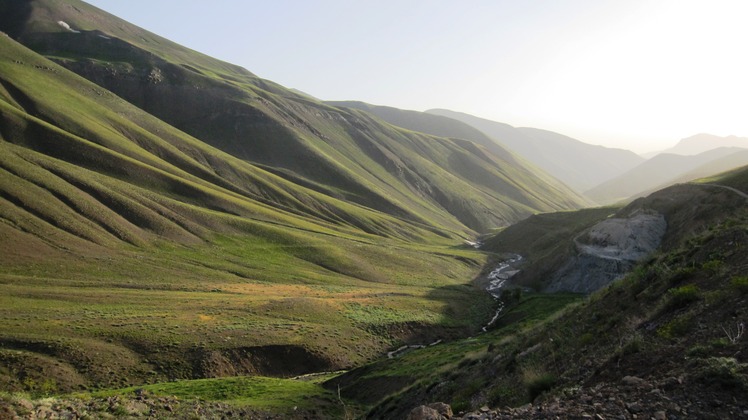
[[427, 402, 453, 418], [407, 405, 447, 420]]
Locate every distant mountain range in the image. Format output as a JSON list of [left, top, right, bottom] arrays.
[[586, 147, 748, 203], [650, 133, 748, 156], [426, 109, 645, 193], [422, 109, 748, 203]]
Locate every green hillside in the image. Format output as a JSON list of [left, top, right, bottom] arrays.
[[326, 100, 589, 207]]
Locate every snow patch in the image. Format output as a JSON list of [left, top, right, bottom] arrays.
[[57, 21, 80, 33]]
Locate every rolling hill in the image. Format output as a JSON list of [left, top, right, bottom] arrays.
[[427, 108, 645, 193]]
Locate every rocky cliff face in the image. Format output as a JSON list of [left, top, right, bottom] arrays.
[[545, 210, 667, 293]]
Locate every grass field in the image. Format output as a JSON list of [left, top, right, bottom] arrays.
[[0, 226, 495, 391]]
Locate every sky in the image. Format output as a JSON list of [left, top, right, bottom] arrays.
[[84, 0, 748, 154]]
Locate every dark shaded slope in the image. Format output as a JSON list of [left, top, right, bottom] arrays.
[[342, 168, 748, 419]]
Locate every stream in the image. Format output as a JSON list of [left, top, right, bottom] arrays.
[[386, 254, 523, 358], [481, 254, 522, 332]]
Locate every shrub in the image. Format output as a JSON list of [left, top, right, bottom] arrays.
[[667, 266, 696, 285], [578, 333, 595, 347], [693, 357, 747, 390], [621, 335, 643, 355], [731, 276, 748, 294], [701, 259, 724, 274], [487, 385, 516, 407], [665, 285, 700, 310], [710, 337, 730, 349], [722, 322, 745, 344], [658, 314, 695, 339], [686, 344, 710, 358], [451, 399, 470, 414], [522, 368, 556, 401]]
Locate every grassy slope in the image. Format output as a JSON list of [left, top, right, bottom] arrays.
[[3, 168, 746, 417], [0, 35, 500, 396], [327, 100, 589, 209]]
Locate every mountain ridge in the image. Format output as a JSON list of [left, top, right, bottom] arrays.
[[655, 133, 748, 156]]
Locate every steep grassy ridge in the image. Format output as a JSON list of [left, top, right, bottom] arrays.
[[3, 0, 586, 234], [327, 100, 589, 207]]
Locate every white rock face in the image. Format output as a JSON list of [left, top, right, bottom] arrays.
[[578, 212, 667, 261], [545, 210, 667, 293]]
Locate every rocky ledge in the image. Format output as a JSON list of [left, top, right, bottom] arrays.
[[409, 375, 748, 420]]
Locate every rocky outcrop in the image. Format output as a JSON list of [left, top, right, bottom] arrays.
[[544, 210, 666, 293], [407, 402, 454, 420]]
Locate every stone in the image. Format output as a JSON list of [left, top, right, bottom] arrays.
[[626, 402, 643, 413], [15, 398, 33, 412], [125, 400, 150, 416], [654, 411, 667, 420], [406, 405, 445, 420], [427, 402, 453, 418], [622, 376, 645, 386]]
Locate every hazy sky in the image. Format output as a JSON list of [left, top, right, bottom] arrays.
[[84, 0, 747, 154]]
